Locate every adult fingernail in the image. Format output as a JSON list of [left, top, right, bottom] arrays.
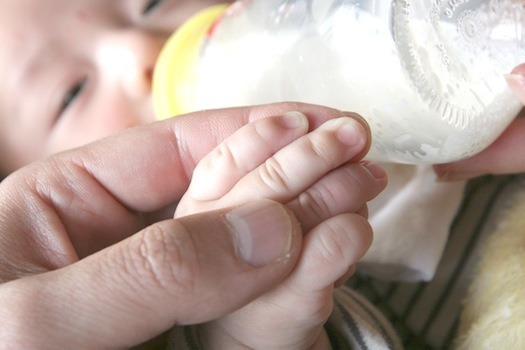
[[505, 73, 525, 105], [226, 200, 294, 267]]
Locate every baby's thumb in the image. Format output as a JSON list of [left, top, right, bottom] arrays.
[[1, 200, 301, 349]]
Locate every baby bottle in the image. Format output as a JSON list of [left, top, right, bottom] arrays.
[[153, 0, 525, 164]]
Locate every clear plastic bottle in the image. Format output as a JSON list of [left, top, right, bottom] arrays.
[[153, 0, 525, 164]]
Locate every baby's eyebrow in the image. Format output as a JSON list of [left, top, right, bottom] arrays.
[[16, 40, 57, 89], [11, 40, 62, 129]]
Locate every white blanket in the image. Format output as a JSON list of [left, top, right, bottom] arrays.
[[359, 164, 467, 282]]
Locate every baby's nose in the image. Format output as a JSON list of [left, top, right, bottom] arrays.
[[97, 30, 165, 98]]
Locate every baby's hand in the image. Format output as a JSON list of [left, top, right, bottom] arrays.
[[175, 111, 387, 349]]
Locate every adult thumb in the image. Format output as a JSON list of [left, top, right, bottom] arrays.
[[0, 200, 301, 349], [506, 63, 525, 105]]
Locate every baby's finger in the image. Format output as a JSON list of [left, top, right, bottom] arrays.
[[223, 116, 369, 205], [357, 204, 369, 219], [256, 213, 372, 325], [286, 161, 386, 233], [186, 112, 310, 201], [286, 213, 373, 294], [335, 265, 357, 288]]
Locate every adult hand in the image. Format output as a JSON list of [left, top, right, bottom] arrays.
[[0, 200, 302, 349], [0, 102, 350, 348], [434, 64, 525, 180]]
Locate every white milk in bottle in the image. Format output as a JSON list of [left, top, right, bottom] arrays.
[[153, 0, 525, 164]]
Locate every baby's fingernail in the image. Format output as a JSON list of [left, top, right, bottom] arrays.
[[281, 111, 308, 129], [342, 111, 369, 129], [361, 161, 387, 179], [226, 200, 294, 267], [436, 171, 484, 182], [330, 117, 366, 146]]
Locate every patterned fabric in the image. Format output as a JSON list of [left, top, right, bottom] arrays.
[[349, 174, 521, 350], [327, 288, 403, 349]]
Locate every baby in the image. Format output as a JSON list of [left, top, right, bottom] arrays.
[[0, 1, 400, 348], [3, 1, 524, 348], [0, 0, 222, 174]]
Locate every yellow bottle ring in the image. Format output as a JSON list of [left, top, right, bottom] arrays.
[[153, 4, 229, 120]]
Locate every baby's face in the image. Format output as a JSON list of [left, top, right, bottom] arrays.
[[0, 0, 226, 173]]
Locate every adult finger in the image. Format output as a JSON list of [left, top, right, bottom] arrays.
[[506, 63, 525, 105], [0, 200, 301, 349], [434, 65, 525, 180], [434, 116, 525, 180]]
